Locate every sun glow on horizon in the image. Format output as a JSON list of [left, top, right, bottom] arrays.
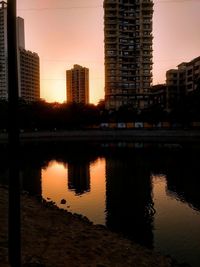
[[41, 78, 104, 105], [41, 61, 104, 104], [17, 0, 200, 103]]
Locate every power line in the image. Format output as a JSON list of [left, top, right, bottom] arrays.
[[17, 0, 199, 12], [156, 0, 199, 2], [41, 78, 103, 81], [40, 58, 184, 64], [41, 59, 104, 63], [18, 6, 102, 12]]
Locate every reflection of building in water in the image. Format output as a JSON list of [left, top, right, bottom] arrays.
[[0, 165, 42, 196], [105, 155, 154, 248], [0, 170, 9, 185], [21, 168, 42, 196], [166, 155, 200, 211], [68, 162, 90, 195]]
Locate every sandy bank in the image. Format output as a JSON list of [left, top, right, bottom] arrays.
[[0, 185, 187, 267]]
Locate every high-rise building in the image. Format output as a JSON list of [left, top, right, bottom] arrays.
[[16, 16, 25, 49], [66, 64, 89, 104], [19, 49, 40, 102], [104, 0, 153, 110], [0, 1, 8, 99], [0, 1, 40, 102], [166, 56, 200, 110]]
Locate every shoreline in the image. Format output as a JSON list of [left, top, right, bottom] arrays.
[[1, 129, 200, 143], [0, 185, 188, 267]]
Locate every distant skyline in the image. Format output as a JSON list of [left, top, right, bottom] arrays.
[[17, 0, 200, 104]]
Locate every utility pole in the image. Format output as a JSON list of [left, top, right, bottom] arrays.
[[7, 0, 21, 266]]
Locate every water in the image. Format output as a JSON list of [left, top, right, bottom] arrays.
[[1, 142, 200, 266], [42, 159, 106, 225]]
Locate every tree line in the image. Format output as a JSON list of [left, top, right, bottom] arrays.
[[0, 91, 200, 131]]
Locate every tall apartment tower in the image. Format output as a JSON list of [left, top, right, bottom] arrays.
[[19, 49, 40, 102], [0, 1, 8, 99], [0, 1, 40, 102], [66, 65, 89, 104], [104, 0, 153, 110]]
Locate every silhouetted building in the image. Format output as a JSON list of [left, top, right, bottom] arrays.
[[166, 56, 200, 110], [149, 84, 167, 109], [66, 64, 89, 104], [104, 0, 153, 110], [68, 162, 90, 195], [0, 2, 40, 101], [166, 66, 185, 111]]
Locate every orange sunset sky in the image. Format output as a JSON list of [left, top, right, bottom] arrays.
[[17, 0, 200, 104]]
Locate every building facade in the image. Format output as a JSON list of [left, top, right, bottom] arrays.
[[0, 1, 40, 102], [66, 65, 89, 104], [19, 49, 40, 102], [0, 1, 8, 99], [104, 0, 153, 110], [166, 69, 180, 110], [166, 56, 200, 110], [149, 84, 167, 110]]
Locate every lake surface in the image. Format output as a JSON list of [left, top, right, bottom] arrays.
[[1, 142, 200, 266]]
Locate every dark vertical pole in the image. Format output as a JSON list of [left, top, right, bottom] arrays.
[[7, 0, 21, 266]]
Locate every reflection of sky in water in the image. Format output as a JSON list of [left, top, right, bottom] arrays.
[[42, 158, 106, 225], [42, 160, 200, 267], [153, 175, 200, 267]]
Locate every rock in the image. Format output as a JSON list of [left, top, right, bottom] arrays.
[[60, 199, 66, 205]]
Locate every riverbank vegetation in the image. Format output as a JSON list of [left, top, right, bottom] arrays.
[[1, 89, 200, 131]]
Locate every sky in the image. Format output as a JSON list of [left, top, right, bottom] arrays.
[[17, 0, 200, 104]]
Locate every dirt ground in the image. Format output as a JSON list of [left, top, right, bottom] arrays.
[[0, 185, 187, 267]]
